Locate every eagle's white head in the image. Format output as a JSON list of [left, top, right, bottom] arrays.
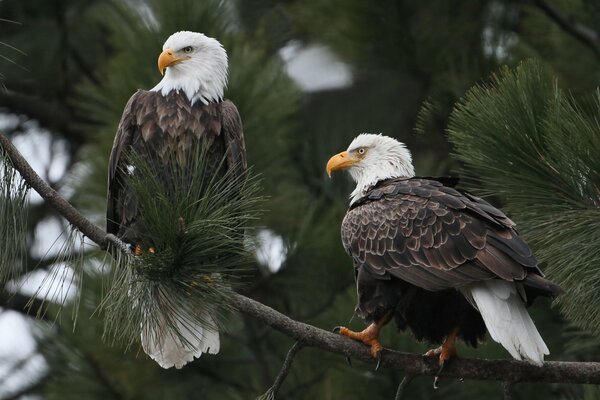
[[326, 133, 415, 204], [151, 31, 228, 105]]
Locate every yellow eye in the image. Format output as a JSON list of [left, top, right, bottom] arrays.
[[358, 148, 366, 155], [183, 46, 193, 53]]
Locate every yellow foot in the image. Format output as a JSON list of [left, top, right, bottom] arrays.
[[423, 328, 459, 389], [424, 343, 456, 366], [333, 320, 391, 370], [133, 245, 156, 256]]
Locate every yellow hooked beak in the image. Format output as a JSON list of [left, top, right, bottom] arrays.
[[158, 48, 189, 75], [326, 151, 359, 177]]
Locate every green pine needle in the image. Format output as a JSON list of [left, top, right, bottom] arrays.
[[447, 59, 600, 334], [100, 147, 262, 349], [0, 149, 29, 284]]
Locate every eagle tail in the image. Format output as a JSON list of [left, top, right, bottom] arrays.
[[467, 280, 548, 366], [141, 309, 220, 369]]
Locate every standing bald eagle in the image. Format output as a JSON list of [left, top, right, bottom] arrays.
[[327, 133, 561, 372], [106, 31, 246, 368]]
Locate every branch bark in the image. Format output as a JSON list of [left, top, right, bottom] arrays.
[[522, 0, 600, 57], [231, 292, 600, 384], [2, 131, 600, 387], [0, 133, 108, 249]]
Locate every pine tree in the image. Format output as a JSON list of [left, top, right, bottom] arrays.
[[2, 0, 600, 399]]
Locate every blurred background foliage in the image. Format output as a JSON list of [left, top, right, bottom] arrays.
[[0, 0, 599, 399]]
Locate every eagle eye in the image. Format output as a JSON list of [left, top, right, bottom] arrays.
[[182, 46, 193, 54], [357, 148, 366, 155]]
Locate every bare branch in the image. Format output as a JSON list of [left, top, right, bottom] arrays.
[[230, 292, 600, 384], [522, 0, 600, 57], [395, 375, 415, 400], [2, 130, 600, 388], [261, 341, 304, 399], [0, 132, 108, 249], [503, 381, 515, 400]]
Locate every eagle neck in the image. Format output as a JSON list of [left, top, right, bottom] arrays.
[[349, 171, 414, 205], [150, 66, 226, 106]]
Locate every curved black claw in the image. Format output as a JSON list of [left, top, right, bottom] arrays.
[[332, 326, 342, 334], [375, 350, 383, 371], [433, 359, 448, 389]]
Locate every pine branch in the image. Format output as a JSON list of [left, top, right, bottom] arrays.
[[2, 130, 600, 388], [0, 132, 109, 249], [521, 0, 600, 57], [231, 292, 600, 384]]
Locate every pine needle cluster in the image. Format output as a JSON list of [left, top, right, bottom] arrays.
[[447, 59, 600, 334], [0, 148, 29, 284], [99, 147, 261, 349]]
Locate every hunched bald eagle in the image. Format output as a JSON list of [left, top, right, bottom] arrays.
[[326, 133, 561, 373], [106, 31, 246, 368]]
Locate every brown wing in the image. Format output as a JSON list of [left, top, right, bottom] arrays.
[[342, 178, 550, 293], [106, 91, 243, 242], [106, 91, 141, 236], [220, 100, 247, 178]]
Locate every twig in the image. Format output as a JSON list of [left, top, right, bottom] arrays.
[[395, 374, 415, 400], [522, 0, 600, 57], [3, 131, 600, 387], [262, 341, 304, 399], [503, 381, 515, 400]]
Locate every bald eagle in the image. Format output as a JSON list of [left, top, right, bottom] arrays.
[[106, 31, 246, 368], [327, 133, 561, 372]]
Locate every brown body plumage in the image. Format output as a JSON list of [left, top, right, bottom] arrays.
[[342, 177, 561, 347], [106, 89, 246, 246]]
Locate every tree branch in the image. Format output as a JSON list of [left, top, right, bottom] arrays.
[[522, 0, 600, 57], [230, 292, 600, 384], [395, 374, 415, 400], [2, 131, 600, 387], [260, 341, 304, 399], [0, 132, 108, 249]]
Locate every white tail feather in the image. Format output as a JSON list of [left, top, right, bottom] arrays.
[[141, 310, 220, 369], [466, 280, 548, 366]]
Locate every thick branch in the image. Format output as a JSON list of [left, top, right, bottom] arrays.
[[231, 292, 600, 384], [2, 131, 600, 386], [523, 0, 600, 57], [0, 133, 108, 249]]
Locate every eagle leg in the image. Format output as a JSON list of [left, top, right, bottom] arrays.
[[423, 328, 459, 389], [333, 313, 391, 369]]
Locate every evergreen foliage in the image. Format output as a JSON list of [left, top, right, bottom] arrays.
[[448, 60, 600, 335], [100, 148, 261, 348], [1, 0, 600, 399], [0, 150, 28, 284]]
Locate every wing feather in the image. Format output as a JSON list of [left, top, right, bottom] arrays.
[[106, 91, 143, 236], [342, 178, 541, 292], [220, 100, 247, 178]]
